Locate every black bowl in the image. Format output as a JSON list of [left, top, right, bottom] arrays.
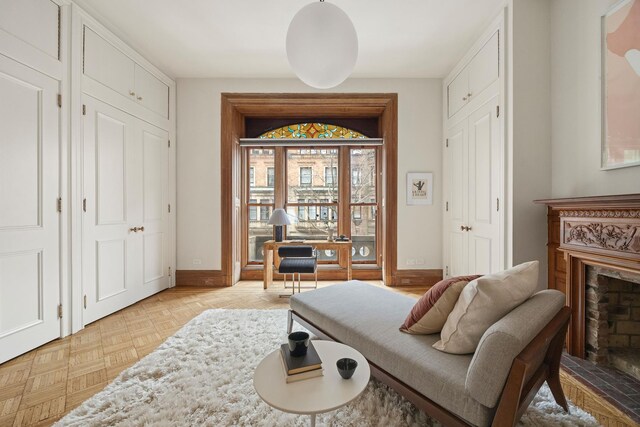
[[288, 331, 310, 357], [336, 358, 358, 379]]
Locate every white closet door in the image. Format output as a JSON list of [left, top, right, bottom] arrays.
[[84, 27, 135, 99], [468, 97, 501, 274], [82, 96, 170, 324], [0, 55, 60, 363], [138, 121, 170, 298], [134, 65, 169, 118], [445, 120, 468, 277], [82, 96, 140, 324], [447, 68, 469, 118], [468, 31, 499, 100]]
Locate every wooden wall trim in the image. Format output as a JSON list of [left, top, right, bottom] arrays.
[[176, 270, 227, 287], [220, 93, 398, 287], [392, 269, 443, 287]]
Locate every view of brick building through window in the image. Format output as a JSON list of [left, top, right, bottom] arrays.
[[246, 146, 378, 264]]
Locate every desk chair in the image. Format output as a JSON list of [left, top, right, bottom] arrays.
[[278, 246, 318, 298]]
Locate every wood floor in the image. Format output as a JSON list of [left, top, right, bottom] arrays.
[[0, 281, 423, 427], [0, 281, 631, 427]]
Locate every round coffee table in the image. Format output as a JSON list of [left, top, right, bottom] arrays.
[[253, 340, 370, 426]]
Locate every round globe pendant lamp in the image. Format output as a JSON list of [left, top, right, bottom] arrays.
[[286, 0, 358, 89]]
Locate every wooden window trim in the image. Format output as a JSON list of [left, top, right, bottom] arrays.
[[222, 93, 398, 286]]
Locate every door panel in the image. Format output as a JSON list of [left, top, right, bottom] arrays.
[[139, 124, 169, 295], [468, 97, 501, 274], [0, 70, 41, 228], [143, 232, 163, 283], [83, 96, 137, 324], [0, 55, 60, 363], [446, 121, 468, 276], [0, 251, 42, 335], [471, 112, 492, 224], [447, 68, 468, 118], [471, 236, 492, 275], [468, 31, 499, 100], [84, 27, 135, 99], [96, 239, 126, 300], [134, 65, 169, 118], [0, 0, 59, 59], [96, 113, 127, 225], [449, 233, 467, 277]]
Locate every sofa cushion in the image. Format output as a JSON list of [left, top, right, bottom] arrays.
[[290, 281, 494, 427], [466, 289, 565, 407], [400, 275, 481, 334], [434, 261, 539, 354]]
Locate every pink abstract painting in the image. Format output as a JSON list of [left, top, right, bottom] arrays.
[[603, 0, 640, 168]]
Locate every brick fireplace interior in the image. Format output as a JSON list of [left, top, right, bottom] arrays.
[[585, 267, 640, 380]]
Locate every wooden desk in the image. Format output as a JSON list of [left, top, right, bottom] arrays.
[[263, 240, 353, 289]]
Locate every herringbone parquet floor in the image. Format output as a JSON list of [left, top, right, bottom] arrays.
[[0, 281, 424, 427]]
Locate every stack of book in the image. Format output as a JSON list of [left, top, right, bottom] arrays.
[[279, 342, 323, 383]]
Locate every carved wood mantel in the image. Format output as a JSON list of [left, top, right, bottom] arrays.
[[535, 194, 640, 358]]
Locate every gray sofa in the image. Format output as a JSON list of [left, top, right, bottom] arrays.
[[288, 281, 570, 427]]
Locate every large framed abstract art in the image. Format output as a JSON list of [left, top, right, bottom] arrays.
[[601, 0, 640, 169]]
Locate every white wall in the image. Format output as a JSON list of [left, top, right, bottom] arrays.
[[177, 78, 442, 271], [507, 0, 552, 288], [550, 0, 640, 197]]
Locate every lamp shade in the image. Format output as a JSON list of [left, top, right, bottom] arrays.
[[268, 208, 297, 226], [286, 1, 358, 89]]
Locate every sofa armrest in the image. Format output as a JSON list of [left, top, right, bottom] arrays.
[[465, 290, 565, 408]]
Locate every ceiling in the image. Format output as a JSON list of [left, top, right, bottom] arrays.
[[74, 0, 505, 79]]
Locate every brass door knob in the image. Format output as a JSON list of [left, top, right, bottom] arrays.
[[129, 227, 139, 232], [137, 96, 143, 101], [465, 226, 472, 231], [129, 90, 135, 96], [139, 226, 144, 232], [460, 225, 465, 231]]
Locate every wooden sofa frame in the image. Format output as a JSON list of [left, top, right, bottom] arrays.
[[288, 306, 571, 427]]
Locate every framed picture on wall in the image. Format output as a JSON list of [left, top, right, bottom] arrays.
[[601, 0, 640, 169], [407, 172, 433, 205]]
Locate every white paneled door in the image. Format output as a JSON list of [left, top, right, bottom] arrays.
[[445, 120, 468, 277], [445, 96, 501, 277], [467, 97, 501, 274], [0, 55, 61, 363], [82, 96, 169, 324]]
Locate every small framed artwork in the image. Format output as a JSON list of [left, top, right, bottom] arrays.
[[407, 172, 433, 205], [601, 0, 640, 169]]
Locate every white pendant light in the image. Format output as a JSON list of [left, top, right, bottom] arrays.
[[286, 0, 358, 89]]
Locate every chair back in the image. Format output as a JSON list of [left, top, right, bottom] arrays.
[[278, 246, 314, 258]]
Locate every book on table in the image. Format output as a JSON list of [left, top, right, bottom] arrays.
[[279, 342, 323, 383]]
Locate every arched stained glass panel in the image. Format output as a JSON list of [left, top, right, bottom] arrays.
[[259, 123, 367, 139]]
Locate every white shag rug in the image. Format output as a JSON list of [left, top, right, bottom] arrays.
[[57, 309, 599, 426]]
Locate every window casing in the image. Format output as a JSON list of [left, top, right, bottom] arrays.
[[243, 128, 380, 267]]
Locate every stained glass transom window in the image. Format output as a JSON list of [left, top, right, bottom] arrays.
[[259, 123, 366, 139]]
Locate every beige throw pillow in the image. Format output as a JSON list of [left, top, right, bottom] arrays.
[[433, 261, 539, 354]]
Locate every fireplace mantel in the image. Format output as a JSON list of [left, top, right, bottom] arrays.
[[535, 194, 640, 358]]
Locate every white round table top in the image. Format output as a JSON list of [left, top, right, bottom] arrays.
[[253, 340, 370, 415]]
